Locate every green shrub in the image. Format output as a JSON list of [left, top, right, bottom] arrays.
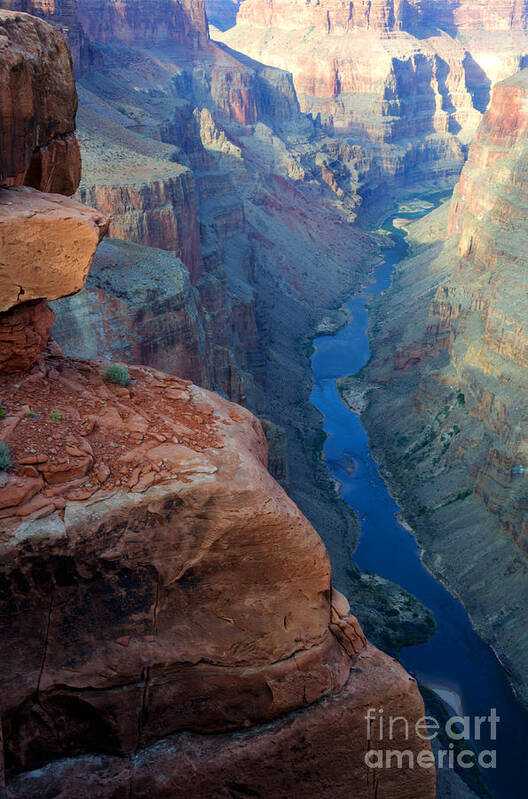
[[104, 364, 131, 387], [0, 405, 5, 420], [0, 441, 11, 471], [49, 411, 62, 422]]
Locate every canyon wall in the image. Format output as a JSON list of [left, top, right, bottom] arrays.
[[75, 0, 210, 46], [0, 11, 436, 797], [218, 0, 528, 189], [50, 238, 211, 386], [0, 6, 81, 191], [0, 0, 101, 73], [356, 69, 528, 703]]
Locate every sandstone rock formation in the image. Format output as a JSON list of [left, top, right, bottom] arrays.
[[0, 355, 362, 764], [0, 7, 107, 374], [0, 299, 56, 374], [0, 187, 108, 312], [0, 8, 81, 192], [0, 9, 436, 797], [219, 0, 528, 187], [357, 69, 528, 703], [0, 0, 102, 74], [5, 644, 430, 799]]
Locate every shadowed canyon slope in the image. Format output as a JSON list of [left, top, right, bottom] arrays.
[[0, 8, 436, 798], [353, 68, 528, 704], [219, 0, 528, 188]]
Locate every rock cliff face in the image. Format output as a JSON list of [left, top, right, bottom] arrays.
[[76, 0, 209, 46], [0, 8, 81, 191], [78, 170, 203, 284], [51, 238, 211, 386], [219, 0, 528, 188], [0, 10, 436, 798], [357, 69, 528, 703], [0, 0, 101, 74]]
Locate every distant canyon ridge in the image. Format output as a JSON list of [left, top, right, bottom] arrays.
[[218, 0, 528, 190]]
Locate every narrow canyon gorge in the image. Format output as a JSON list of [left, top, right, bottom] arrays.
[[354, 67, 528, 705], [0, 0, 527, 797]]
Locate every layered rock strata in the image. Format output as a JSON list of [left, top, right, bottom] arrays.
[[357, 70, 528, 702], [51, 238, 211, 386], [219, 0, 528, 187], [0, 8, 81, 192], [76, 0, 210, 47], [0, 10, 436, 797], [0, 0, 101, 74]]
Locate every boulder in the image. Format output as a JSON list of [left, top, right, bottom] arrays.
[[0, 187, 108, 314]]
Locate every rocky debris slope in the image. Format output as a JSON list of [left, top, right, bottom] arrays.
[[355, 71, 528, 703], [0, 11, 436, 797], [219, 0, 528, 189]]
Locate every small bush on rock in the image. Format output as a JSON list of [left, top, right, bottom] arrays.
[[104, 364, 130, 387], [0, 441, 11, 472], [49, 411, 62, 422]]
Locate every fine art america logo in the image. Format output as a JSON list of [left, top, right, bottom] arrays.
[[365, 707, 500, 770]]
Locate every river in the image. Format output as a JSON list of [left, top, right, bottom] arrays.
[[310, 196, 528, 799]]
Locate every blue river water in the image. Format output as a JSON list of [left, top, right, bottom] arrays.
[[310, 200, 528, 798]]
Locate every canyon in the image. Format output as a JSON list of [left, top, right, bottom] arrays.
[[6, 0, 386, 613], [0, 6, 437, 798], [219, 0, 528, 191], [1, 0, 528, 796], [350, 69, 528, 705]]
